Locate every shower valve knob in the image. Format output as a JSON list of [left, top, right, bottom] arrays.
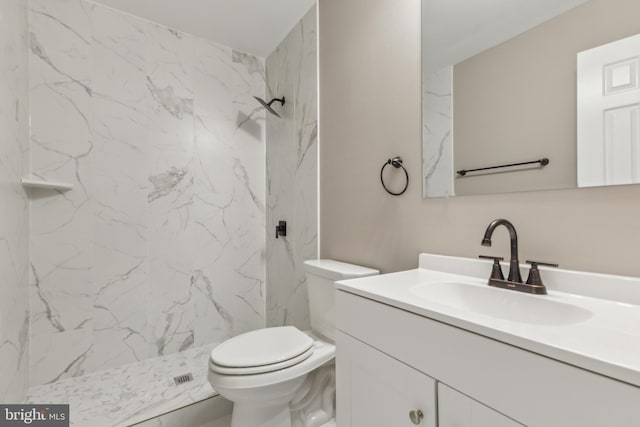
[[275, 221, 287, 239]]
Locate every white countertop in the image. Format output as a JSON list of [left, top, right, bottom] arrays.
[[336, 254, 640, 388]]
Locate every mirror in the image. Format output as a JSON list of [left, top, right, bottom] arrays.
[[422, 0, 640, 198]]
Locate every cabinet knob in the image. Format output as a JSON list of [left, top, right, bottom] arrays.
[[409, 409, 424, 425]]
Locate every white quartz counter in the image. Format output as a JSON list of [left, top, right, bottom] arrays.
[[336, 254, 640, 388]]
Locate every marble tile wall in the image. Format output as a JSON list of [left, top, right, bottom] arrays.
[[28, 0, 266, 386], [266, 7, 318, 329], [0, 0, 31, 402], [422, 66, 454, 198]]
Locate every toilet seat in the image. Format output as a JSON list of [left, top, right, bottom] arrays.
[[210, 346, 314, 375], [208, 332, 336, 390], [210, 326, 314, 375]]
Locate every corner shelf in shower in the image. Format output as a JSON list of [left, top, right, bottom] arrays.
[[21, 178, 74, 191]]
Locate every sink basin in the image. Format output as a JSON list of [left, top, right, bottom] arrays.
[[410, 281, 594, 326]]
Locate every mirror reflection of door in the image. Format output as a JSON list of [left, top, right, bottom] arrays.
[[578, 34, 640, 187]]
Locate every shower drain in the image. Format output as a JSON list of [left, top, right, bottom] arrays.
[[173, 373, 194, 385]]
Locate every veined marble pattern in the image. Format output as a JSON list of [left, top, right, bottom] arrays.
[[422, 66, 454, 198], [266, 6, 318, 330], [265, 27, 297, 329], [291, 9, 319, 328], [145, 21, 196, 359], [28, 0, 266, 386], [192, 39, 237, 347], [227, 49, 266, 336], [89, 3, 149, 373], [0, 0, 30, 403], [191, 38, 267, 344], [29, 0, 94, 386], [26, 342, 221, 427]]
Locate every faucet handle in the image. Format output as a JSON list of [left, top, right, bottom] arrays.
[[479, 255, 504, 260], [526, 260, 559, 268], [525, 260, 559, 286], [479, 255, 505, 281]]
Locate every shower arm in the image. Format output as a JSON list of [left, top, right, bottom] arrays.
[[266, 97, 285, 107]]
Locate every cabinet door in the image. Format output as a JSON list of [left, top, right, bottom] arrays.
[[438, 383, 524, 427], [336, 331, 437, 427]]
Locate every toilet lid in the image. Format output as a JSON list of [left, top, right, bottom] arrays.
[[210, 326, 314, 369]]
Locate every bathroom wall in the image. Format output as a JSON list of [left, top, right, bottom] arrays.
[[0, 0, 30, 402], [28, 0, 266, 386], [318, 0, 640, 277], [266, 6, 318, 329], [454, 0, 640, 196]]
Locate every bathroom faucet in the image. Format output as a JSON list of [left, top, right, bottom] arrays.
[[480, 219, 555, 295], [481, 219, 522, 283]]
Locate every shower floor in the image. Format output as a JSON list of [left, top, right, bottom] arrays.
[[25, 342, 229, 427]]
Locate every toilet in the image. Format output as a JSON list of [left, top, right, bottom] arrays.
[[207, 259, 379, 427]]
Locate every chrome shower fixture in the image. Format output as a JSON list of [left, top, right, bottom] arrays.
[[254, 96, 285, 118]]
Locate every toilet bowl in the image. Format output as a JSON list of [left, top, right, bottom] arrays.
[[207, 259, 379, 427]]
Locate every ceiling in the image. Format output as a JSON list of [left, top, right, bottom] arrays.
[[423, 0, 592, 74], [91, 0, 316, 57]]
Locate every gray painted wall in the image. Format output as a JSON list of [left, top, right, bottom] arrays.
[[319, 0, 640, 278], [454, 0, 640, 196]]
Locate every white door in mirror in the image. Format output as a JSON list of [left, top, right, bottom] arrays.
[[578, 33, 640, 187]]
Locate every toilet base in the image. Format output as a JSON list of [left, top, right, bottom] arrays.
[[208, 332, 337, 427], [213, 374, 306, 427], [231, 402, 292, 427]]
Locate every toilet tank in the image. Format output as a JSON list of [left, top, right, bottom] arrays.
[[304, 259, 379, 342]]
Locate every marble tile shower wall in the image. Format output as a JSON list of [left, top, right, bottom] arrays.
[[266, 7, 317, 329], [422, 66, 454, 198], [0, 0, 30, 402], [28, 0, 266, 387]]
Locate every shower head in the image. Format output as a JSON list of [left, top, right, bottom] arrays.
[[254, 96, 285, 118]]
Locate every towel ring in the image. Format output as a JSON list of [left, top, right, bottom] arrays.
[[380, 157, 409, 196]]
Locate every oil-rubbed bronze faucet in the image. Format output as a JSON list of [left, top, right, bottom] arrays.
[[481, 219, 522, 283], [480, 219, 549, 295]]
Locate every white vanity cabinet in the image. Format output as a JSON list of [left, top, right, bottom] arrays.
[[438, 384, 523, 427], [337, 330, 520, 427], [336, 331, 437, 427], [335, 288, 640, 427]]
